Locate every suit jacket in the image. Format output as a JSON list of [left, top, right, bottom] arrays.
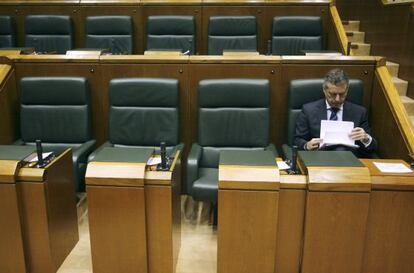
[[294, 99, 377, 155]]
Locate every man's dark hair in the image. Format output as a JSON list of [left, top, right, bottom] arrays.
[[323, 68, 349, 90]]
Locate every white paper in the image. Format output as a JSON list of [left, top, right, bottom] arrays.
[[147, 157, 162, 166], [30, 152, 53, 162], [320, 120, 358, 148], [277, 161, 291, 170], [373, 162, 413, 173]]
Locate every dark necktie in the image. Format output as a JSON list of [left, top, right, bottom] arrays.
[[329, 107, 339, 121]]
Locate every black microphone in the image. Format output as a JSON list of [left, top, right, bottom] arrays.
[[36, 139, 44, 167], [266, 39, 272, 56], [290, 145, 298, 174], [160, 141, 168, 170]]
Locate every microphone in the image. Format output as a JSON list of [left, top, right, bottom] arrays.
[[183, 39, 193, 55], [290, 145, 298, 174], [36, 139, 44, 168], [159, 141, 168, 170]]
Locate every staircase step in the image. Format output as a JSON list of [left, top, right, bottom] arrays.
[[342, 20, 360, 32], [386, 61, 400, 77], [346, 31, 365, 43], [393, 77, 409, 96], [401, 96, 414, 115], [350, 42, 371, 56]]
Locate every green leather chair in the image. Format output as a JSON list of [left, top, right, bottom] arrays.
[[16, 77, 96, 192], [187, 79, 277, 203], [89, 78, 182, 160], [25, 15, 73, 54], [146, 16, 195, 54], [0, 16, 16, 48], [85, 16, 133, 54], [271, 16, 322, 55], [282, 79, 363, 160], [208, 16, 257, 55]]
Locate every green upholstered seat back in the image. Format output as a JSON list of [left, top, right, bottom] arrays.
[[272, 16, 322, 55], [85, 16, 133, 54], [109, 78, 180, 146], [208, 16, 257, 55], [0, 16, 16, 48], [197, 79, 270, 167], [20, 77, 92, 143], [146, 16, 195, 54], [286, 79, 364, 145], [24, 15, 73, 54]]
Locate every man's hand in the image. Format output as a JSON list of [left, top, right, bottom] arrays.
[[305, 138, 322, 150], [350, 127, 370, 143]]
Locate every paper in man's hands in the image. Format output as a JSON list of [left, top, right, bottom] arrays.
[[319, 120, 358, 149]]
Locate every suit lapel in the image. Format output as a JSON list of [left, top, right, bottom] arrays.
[[342, 102, 352, 122], [317, 99, 327, 121]]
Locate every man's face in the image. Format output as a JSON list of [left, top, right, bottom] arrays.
[[324, 82, 348, 108]]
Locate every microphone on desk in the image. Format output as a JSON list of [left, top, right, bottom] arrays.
[[160, 141, 168, 170], [183, 39, 193, 56], [290, 145, 298, 174], [36, 139, 44, 167]]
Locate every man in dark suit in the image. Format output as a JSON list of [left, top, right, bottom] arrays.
[[294, 68, 377, 157]]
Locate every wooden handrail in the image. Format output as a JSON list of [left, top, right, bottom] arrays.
[[376, 65, 414, 155], [0, 65, 12, 89], [329, 5, 353, 56], [381, 0, 414, 6]]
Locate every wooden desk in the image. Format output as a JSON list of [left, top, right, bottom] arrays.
[[299, 151, 371, 273], [360, 159, 414, 273], [16, 149, 79, 273], [86, 147, 182, 273], [217, 150, 279, 273]]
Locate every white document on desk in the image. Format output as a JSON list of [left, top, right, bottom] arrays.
[[373, 162, 413, 173], [319, 120, 358, 148]]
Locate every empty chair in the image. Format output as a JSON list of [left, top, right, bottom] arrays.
[[17, 77, 96, 192], [89, 77, 182, 159], [85, 16, 133, 54], [146, 16, 195, 54], [271, 16, 322, 55], [282, 78, 363, 160], [25, 15, 73, 54], [0, 16, 16, 48], [187, 79, 277, 204], [208, 16, 257, 55]]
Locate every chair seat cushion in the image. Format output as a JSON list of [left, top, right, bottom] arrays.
[[192, 168, 218, 203]]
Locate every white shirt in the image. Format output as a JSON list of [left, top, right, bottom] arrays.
[[325, 100, 372, 147]]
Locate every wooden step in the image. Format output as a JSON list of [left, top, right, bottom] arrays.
[[350, 42, 371, 56], [342, 20, 360, 32], [386, 61, 400, 77], [346, 31, 365, 43], [393, 77, 409, 96], [401, 96, 414, 116]]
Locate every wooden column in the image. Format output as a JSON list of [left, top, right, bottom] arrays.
[[16, 149, 79, 273], [0, 158, 26, 273], [217, 151, 280, 273], [361, 159, 414, 273], [299, 152, 371, 273], [86, 148, 152, 273], [144, 151, 182, 273]]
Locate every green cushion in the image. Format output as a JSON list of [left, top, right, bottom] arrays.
[[220, 150, 276, 166], [91, 147, 154, 163], [298, 151, 364, 167], [0, 16, 15, 48], [192, 168, 218, 202], [0, 145, 34, 161]]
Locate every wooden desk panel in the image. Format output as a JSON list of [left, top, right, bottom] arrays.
[[218, 189, 279, 273], [301, 191, 370, 273], [0, 67, 19, 145]]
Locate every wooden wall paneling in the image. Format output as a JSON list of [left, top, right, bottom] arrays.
[[80, 5, 143, 54], [201, 6, 267, 54], [370, 75, 411, 161], [18, 5, 83, 49], [263, 5, 331, 53], [100, 62, 190, 149], [274, 187, 307, 273], [0, 184, 26, 273], [14, 62, 104, 144], [402, 7, 414, 98], [301, 191, 370, 273], [279, 63, 375, 146], [362, 190, 414, 273], [0, 68, 19, 144], [142, 5, 202, 55], [187, 63, 281, 147]]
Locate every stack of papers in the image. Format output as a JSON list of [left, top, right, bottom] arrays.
[[319, 120, 358, 149], [373, 162, 413, 173]]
